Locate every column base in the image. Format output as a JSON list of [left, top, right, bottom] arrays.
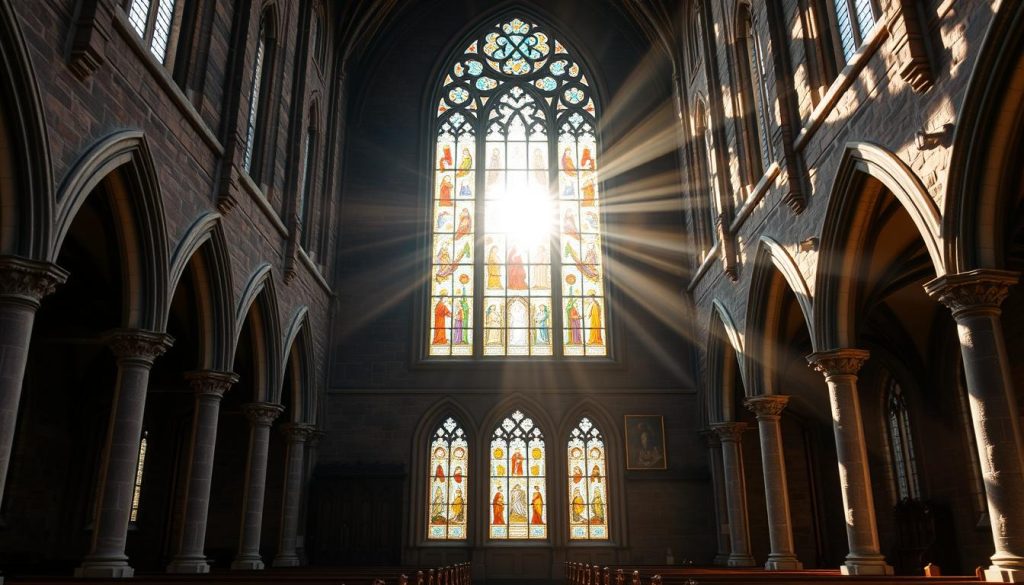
[[985, 567, 1024, 582], [839, 555, 893, 575], [272, 554, 300, 568], [166, 557, 211, 574], [765, 555, 803, 571], [74, 560, 135, 578], [231, 557, 265, 571], [726, 554, 757, 567]]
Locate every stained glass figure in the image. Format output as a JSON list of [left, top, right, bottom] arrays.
[[429, 16, 607, 358], [490, 410, 546, 539], [567, 418, 608, 539], [427, 418, 469, 540]]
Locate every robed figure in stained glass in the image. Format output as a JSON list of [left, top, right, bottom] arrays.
[[567, 299, 583, 345], [511, 448, 525, 476], [487, 246, 502, 289], [507, 245, 528, 290], [531, 486, 544, 524], [571, 488, 585, 522], [535, 304, 550, 344], [451, 488, 465, 522], [492, 487, 505, 524], [509, 484, 528, 523], [439, 175, 454, 206], [588, 298, 604, 345], [430, 487, 446, 524], [433, 295, 451, 344]]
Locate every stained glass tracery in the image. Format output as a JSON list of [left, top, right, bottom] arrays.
[[567, 417, 609, 539], [427, 418, 469, 540], [429, 15, 607, 358], [490, 410, 546, 539]]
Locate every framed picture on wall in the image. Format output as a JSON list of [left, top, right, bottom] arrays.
[[624, 415, 667, 470]]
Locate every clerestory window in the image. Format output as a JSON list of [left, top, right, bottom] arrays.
[[428, 16, 608, 359]]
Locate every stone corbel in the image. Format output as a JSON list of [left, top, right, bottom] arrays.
[[885, 0, 934, 93], [67, 0, 115, 80], [716, 213, 739, 281]]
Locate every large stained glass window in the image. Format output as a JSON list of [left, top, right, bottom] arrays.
[[427, 418, 469, 540], [567, 418, 609, 539], [428, 16, 608, 358], [490, 410, 546, 539]]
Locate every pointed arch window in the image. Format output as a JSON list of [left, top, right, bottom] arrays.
[[568, 417, 609, 540], [427, 418, 469, 540], [126, 0, 182, 65], [244, 15, 271, 175], [428, 16, 608, 359], [687, 2, 705, 73], [886, 379, 921, 500], [129, 431, 149, 523], [489, 410, 546, 539], [736, 3, 772, 179], [831, 0, 878, 63]]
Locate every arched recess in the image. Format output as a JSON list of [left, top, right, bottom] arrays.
[[0, 0, 53, 259], [53, 130, 170, 331], [813, 142, 944, 350], [704, 300, 746, 424], [408, 397, 479, 547], [233, 263, 283, 404], [281, 306, 317, 424], [745, 236, 814, 396], [943, 2, 1024, 272], [167, 212, 235, 371], [557, 398, 627, 547]]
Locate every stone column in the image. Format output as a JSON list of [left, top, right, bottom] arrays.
[[232, 402, 284, 570], [807, 349, 892, 576], [711, 422, 755, 567], [273, 423, 316, 567], [295, 430, 325, 565], [76, 329, 173, 578], [745, 395, 802, 570], [167, 370, 239, 573], [0, 256, 67, 507], [700, 429, 731, 565], [925, 269, 1024, 582]]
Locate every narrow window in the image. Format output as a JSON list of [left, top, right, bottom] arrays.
[[298, 122, 315, 246], [427, 418, 468, 540], [126, 0, 180, 65], [489, 410, 546, 539], [886, 379, 920, 500], [833, 0, 877, 62], [737, 4, 771, 181], [243, 19, 268, 174], [130, 432, 148, 523], [567, 417, 609, 540]]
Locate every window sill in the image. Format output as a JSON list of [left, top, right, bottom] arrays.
[[111, 12, 223, 156], [240, 172, 288, 237], [729, 161, 780, 233], [299, 246, 332, 294], [793, 23, 889, 153]]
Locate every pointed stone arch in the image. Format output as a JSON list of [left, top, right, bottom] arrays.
[[813, 142, 944, 350], [704, 300, 747, 425], [167, 211, 235, 371], [281, 306, 316, 424], [53, 130, 170, 331], [0, 0, 53, 259], [943, 2, 1024, 272], [745, 236, 814, 396], [234, 263, 283, 404]]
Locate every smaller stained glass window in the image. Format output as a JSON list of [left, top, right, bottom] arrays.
[[130, 432, 148, 523], [244, 21, 267, 174], [490, 410, 546, 539], [568, 418, 609, 540], [886, 380, 920, 500], [427, 418, 469, 540]]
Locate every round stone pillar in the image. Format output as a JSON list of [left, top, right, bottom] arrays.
[[807, 349, 892, 576], [167, 370, 238, 573], [273, 423, 316, 567], [232, 402, 284, 570], [745, 395, 802, 570], [76, 329, 173, 578], [711, 422, 755, 567], [0, 256, 67, 507], [925, 269, 1024, 582]]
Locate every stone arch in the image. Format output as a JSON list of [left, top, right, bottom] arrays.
[[234, 263, 283, 404], [0, 0, 53, 259], [943, 2, 1024, 272], [745, 236, 815, 396], [53, 130, 170, 331], [813, 142, 943, 350], [167, 211, 235, 371], [281, 306, 316, 424], [704, 300, 746, 424]]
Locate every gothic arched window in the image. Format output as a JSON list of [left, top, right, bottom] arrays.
[[567, 417, 609, 540], [427, 418, 469, 540], [126, 0, 181, 65], [736, 3, 772, 181], [428, 16, 608, 359], [489, 410, 546, 539], [831, 0, 878, 62], [886, 379, 921, 500], [244, 14, 272, 175]]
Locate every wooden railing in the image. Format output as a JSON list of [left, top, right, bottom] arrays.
[[565, 562, 982, 585]]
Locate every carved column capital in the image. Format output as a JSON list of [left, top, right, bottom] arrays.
[[806, 349, 869, 379], [710, 422, 747, 442], [242, 402, 284, 427], [744, 394, 790, 418], [106, 329, 174, 364], [281, 423, 317, 443], [699, 428, 721, 448], [308, 430, 327, 448], [924, 269, 1019, 319], [185, 369, 239, 399], [0, 256, 69, 309]]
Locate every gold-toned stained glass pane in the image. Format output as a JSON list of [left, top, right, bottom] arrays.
[[568, 417, 609, 539], [490, 411, 547, 539], [428, 418, 469, 540]]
